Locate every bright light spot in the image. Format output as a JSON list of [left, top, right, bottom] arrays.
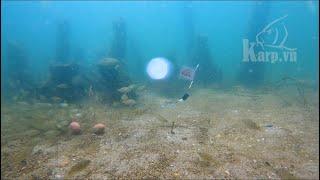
[[146, 57, 170, 80]]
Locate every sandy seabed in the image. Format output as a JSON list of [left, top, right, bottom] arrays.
[[1, 86, 319, 179]]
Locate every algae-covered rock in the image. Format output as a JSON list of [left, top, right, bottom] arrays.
[[122, 99, 136, 106], [242, 119, 261, 130], [121, 94, 129, 101], [118, 84, 136, 94], [67, 159, 91, 177]]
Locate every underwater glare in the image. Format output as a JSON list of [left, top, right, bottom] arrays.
[[146, 57, 171, 80]]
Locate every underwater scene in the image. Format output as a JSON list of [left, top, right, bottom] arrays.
[[1, 1, 319, 179]]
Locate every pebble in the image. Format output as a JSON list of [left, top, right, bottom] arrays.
[[75, 113, 82, 118], [225, 170, 230, 175], [55, 174, 64, 180]]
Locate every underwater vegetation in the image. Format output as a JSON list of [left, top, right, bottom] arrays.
[[2, 17, 141, 106]]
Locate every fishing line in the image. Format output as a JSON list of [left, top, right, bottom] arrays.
[[178, 64, 199, 102]]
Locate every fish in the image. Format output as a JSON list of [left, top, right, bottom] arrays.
[[57, 84, 69, 89], [59, 103, 68, 107]]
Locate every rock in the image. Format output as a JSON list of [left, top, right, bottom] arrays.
[[118, 86, 131, 94], [137, 85, 146, 91], [118, 84, 136, 94], [56, 119, 69, 132], [98, 58, 120, 67], [93, 123, 106, 135]]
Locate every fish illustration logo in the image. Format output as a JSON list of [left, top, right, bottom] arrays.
[[255, 15, 296, 51], [242, 15, 297, 63]]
